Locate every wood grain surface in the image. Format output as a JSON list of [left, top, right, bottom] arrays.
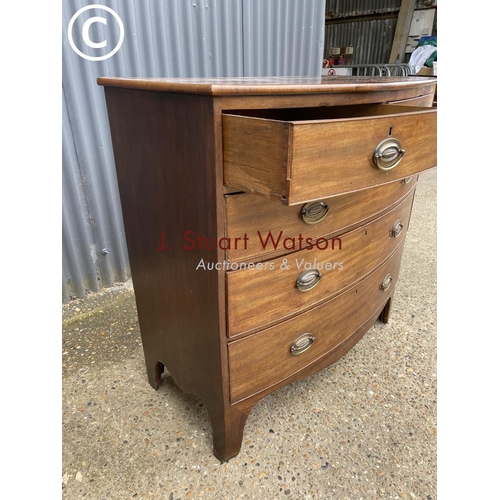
[[97, 75, 436, 96], [228, 243, 405, 403], [226, 190, 414, 337], [223, 104, 437, 204], [225, 176, 417, 262], [98, 76, 437, 461]]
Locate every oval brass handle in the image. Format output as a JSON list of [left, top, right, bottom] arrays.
[[290, 333, 315, 355], [301, 200, 330, 224], [373, 138, 406, 171], [295, 269, 322, 292], [401, 176, 413, 184], [391, 219, 404, 238], [380, 274, 393, 292]]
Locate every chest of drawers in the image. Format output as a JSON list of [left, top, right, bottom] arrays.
[[97, 76, 437, 462]]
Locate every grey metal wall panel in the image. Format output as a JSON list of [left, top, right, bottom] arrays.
[[62, 0, 325, 301], [324, 1, 435, 65], [326, 0, 400, 18], [324, 18, 398, 64], [62, 90, 101, 301], [243, 0, 325, 76], [324, 0, 400, 64]]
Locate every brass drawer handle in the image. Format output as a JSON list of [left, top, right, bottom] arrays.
[[380, 274, 393, 292], [373, 138, 406, 171], [301, 200, 330, 224], [295, 269, 322, 292], [391, 219, 404, 238], [290, 333, 315, 356], [401, 176, 413, 184]]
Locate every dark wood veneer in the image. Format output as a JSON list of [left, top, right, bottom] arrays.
[[99, 76, 437, 461]]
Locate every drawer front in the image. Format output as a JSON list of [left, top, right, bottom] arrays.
[[225, 175, 417, 262], [387, 92, 435, 107], [226, 190, 414, 337], [223, 104, 436, 205], [228, 244, 404, 404]]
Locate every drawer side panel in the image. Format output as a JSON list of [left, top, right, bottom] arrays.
[[223, 114, 287, 198]]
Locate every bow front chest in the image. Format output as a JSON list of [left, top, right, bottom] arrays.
[[97, 76, 437, 461]]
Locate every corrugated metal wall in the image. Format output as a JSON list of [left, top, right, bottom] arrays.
[[324, 18, 398, 64], [62, 0, 326, 302], [243, 0, 326, 76], [325, 0, 401, 19], [324, 0, 436, 64], [324, 0, 400, 64]]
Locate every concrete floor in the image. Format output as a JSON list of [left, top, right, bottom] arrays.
[[62, 169, 437, 500]]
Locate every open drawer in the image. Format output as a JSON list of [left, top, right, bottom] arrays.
[[222, 104, 436, 205]]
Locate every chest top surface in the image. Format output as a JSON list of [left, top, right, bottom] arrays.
[[97, 75, 437, 96]]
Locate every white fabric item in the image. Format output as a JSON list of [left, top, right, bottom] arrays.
[[409, 45, 437, 74]]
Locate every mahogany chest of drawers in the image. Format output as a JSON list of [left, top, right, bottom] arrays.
[[97, 76, 437, 461]]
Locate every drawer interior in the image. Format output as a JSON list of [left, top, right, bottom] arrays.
[[223, 104, 433, 123]]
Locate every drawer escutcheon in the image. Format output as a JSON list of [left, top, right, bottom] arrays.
[[295, 269, 322, 292], [300, 200, 330, 224], [290, 333, 315, 356], [373, 138, 406, 171]]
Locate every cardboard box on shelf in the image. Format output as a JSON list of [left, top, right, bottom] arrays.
[[417, 66, 434, 76]]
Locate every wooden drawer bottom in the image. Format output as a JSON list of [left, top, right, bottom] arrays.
[[228, 244, 405, 404]]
